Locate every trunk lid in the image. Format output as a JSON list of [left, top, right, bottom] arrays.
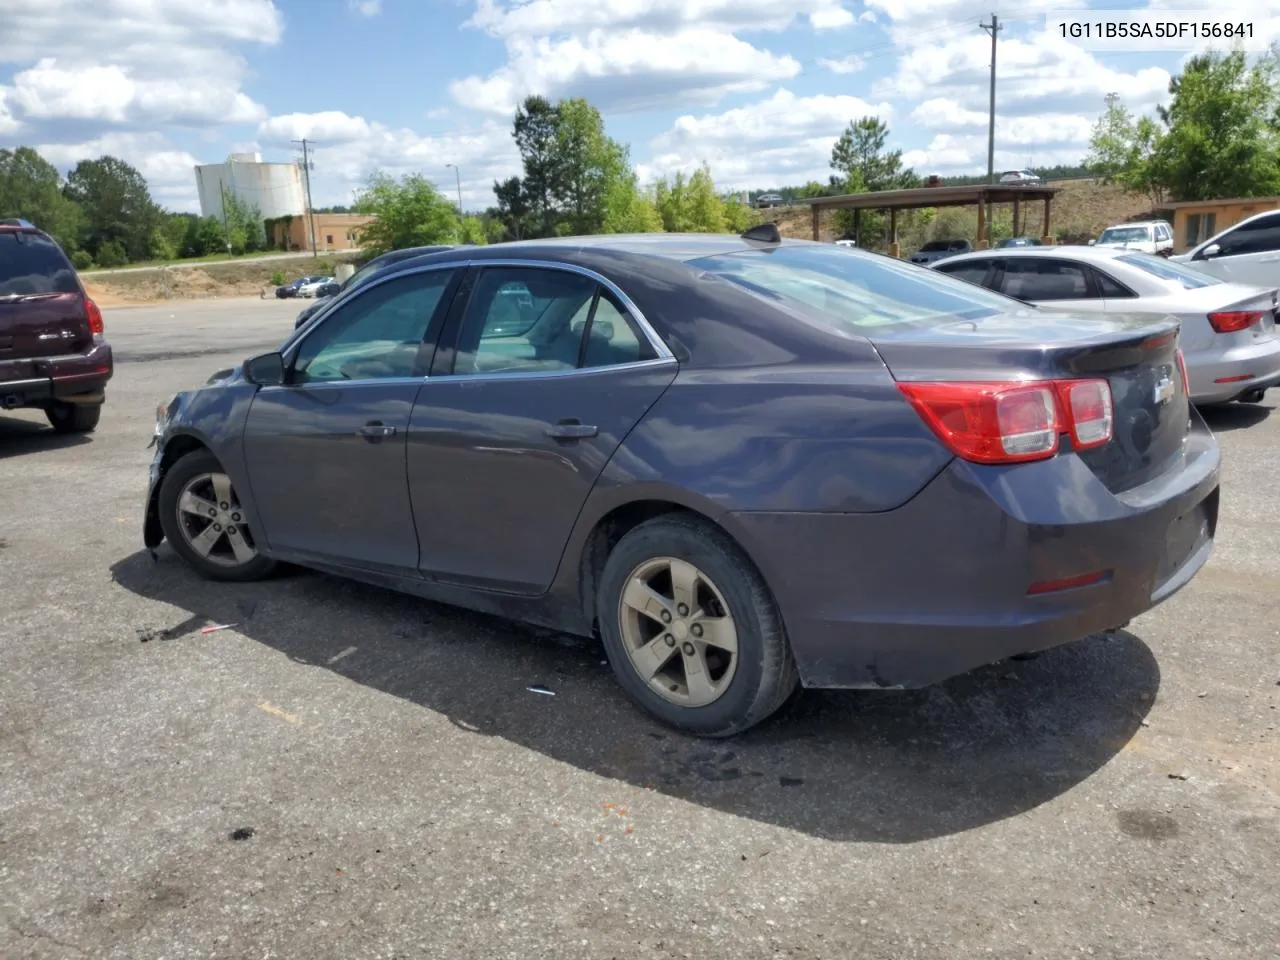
[[871, 309, 1188, 493], [0, 229, 91, 372]]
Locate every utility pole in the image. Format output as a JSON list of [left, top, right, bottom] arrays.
[[979, 13, 1002, 244], [446, 163, 463, 216], [218, 181, 231, 253], [292, 138, 318, 257]]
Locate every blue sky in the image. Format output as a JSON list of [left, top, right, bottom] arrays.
[[2, 0, 1276, 213]]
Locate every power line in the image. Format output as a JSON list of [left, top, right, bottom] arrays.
[[291, 138, 318, 258]]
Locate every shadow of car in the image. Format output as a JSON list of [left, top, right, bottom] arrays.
[[110, 549, 1158, 843]]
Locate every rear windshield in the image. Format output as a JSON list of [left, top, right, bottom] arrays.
[[1116, 252, 1220, 289], [1098, 226, 1151, 244], [0, 231, 80, 297], [692, 244, 1020, 332], [919, 241, 951, 252]]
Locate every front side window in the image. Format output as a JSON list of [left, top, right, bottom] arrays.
[[693, 244, 1021, 334], [1213, 213, 1280, 258], [934, 259, 995, 287], [292, 269, 455, 383], [1115, 252, 1219, 289], [998, 259, 1092, 301], [453, 267, 656, 375]]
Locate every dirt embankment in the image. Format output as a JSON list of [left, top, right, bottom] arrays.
[[771, 180, 1160, 246], [82, 253, 362, 306]]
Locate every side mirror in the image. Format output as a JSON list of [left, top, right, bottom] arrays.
[[1087, 239, 1096, 245], [1201, 243, 1221, 259], [244, 352, 285, 386]]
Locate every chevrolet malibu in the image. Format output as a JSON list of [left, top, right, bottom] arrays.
[[145, 229, 1220, 737]]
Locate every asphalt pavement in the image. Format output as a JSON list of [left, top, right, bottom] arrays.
[[1, 296, 1277, 959]]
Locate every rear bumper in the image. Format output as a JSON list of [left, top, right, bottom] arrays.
[[0, 342, 113, 407], [730, 420, 1220, 690], [1187, 336, 1280, 404]]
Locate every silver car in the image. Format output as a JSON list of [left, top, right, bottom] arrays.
[[931, 245, 1280, 405]]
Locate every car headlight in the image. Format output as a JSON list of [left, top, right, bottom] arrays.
[[154, 396, 175, 437]]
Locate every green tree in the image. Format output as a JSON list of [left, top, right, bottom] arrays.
[[1155, 50, 1280, 200], [654, 164, 729, 233], [353, 171, 460, 256], [493, 175, 532, 240], [63, 155, 160, 263], [829, 117, 918, 243], [220, 191, 265, 255], [182, 216, 226, 257], [459, 215, 490, 245], [0, 147, 83, 251], [1085, 95, 1168, 207], [512, 95, 563, 237]]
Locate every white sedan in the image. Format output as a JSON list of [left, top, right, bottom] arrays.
[[296, 276, 336, 298], [931, 245, 1280, 406]]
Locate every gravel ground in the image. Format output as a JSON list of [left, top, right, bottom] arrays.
[[2, 297, 1277, 960]]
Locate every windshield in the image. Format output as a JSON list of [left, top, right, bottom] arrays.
[[1115, 252, 1221, 289], [692, 244, 1021, 333], [919, 241, 953, 252], [1098, 226, 1151, 244]]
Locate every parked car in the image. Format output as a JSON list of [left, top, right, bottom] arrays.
[[275, 275, 329, 299], [755, 193, 785, 208], [293, 246, 456, 330], [1171, 208, 1280, 288], [997, 236, 1040, 248], [145, 230, 1219, 736], [0, 218, 112, 432], [999, 170, 1042, 184], [834, 239, 857, 248], [931, 245, 1280, 405], [908, 239, 972, 265], [1092, 221, 1175, 257], [296, 276, 335, 298]]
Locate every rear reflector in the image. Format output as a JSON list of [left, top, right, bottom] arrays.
[[1026, 569, 1111, 595], [1214, 374, 1254, 383], [1208, 310, 1263, 334], [899, 378, 1114, 465], [85, 297, 104, 336]]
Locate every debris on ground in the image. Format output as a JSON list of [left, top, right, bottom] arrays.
[[526, 684, 556, 697], [229, 827, 255, 841], [1167, 771, 1191, 781], [200, 622, 237, 634]]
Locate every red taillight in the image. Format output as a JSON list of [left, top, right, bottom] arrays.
[[1207, 310, 1263, 334], [899, 378, 1114, 465], [85, 297, 104, 336], [1026, 569, 1111, 595], [1175, 348, 1190, 395]]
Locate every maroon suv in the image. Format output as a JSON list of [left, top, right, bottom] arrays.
[[0, 219, 112, 433]]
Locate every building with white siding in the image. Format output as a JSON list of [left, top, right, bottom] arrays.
[[194, 153, 306, 222]]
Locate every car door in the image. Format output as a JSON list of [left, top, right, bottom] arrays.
[[406, 263, 678, 595], [241, 265, 461, 574], [1191, 212, 1280, 287], [995, 257, 1108, 312]]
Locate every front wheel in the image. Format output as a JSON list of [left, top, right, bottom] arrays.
[[597, 514, 798, 737], [157, 449, 277, 582]]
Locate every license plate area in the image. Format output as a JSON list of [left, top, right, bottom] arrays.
[[1155, 492, 1217, 585]]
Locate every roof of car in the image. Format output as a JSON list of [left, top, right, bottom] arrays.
[[936, 245, 1153, 266], [1102, 220, 1170, 228], [421, 232, 823, 265]]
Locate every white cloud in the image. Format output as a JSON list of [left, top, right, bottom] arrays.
[[0, 0, 277, 139], [818, 54, 866, 74], [255, 110, 521, 211], [450, 28, 800, 115], [901, 135, 1086, 174], [0, 89, 18, 136], [349, 0, 383, 14], [35, 132, 203, 210], [465, 0, 858, 37], [641, 87, 893, 189]]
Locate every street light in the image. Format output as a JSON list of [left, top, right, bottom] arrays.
[[445, 163, 463, 215]]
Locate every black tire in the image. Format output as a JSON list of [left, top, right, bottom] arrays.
[[597, 513, 799, 737], [157, 448, 277, 582], [46, 401, 101, 433]]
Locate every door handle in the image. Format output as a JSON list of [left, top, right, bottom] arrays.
[[545, 419, 598, 440], [358, 421, 397, 440]]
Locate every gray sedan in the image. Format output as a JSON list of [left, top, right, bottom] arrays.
[[145, 232, 1219, 736], [933, 245, 1280, 405]]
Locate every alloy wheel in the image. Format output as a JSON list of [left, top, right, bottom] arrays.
[[175, 472, 258, 567], [617, 556, 739, 708]]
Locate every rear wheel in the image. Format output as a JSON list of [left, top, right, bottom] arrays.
[[597, 514, 798, 737], [46, 401, 101, 433], [157, 449, 276, 582]]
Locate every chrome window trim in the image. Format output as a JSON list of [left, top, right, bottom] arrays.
[[279, 256, 675, 386]]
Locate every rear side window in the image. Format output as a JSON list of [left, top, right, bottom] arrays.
[[693, 244, 1019, 332], [1214, 213, 1280, 257], [1092, 269, 1136, 298], [0, 232, 80, 297], [999, 259, 1092, 300]]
